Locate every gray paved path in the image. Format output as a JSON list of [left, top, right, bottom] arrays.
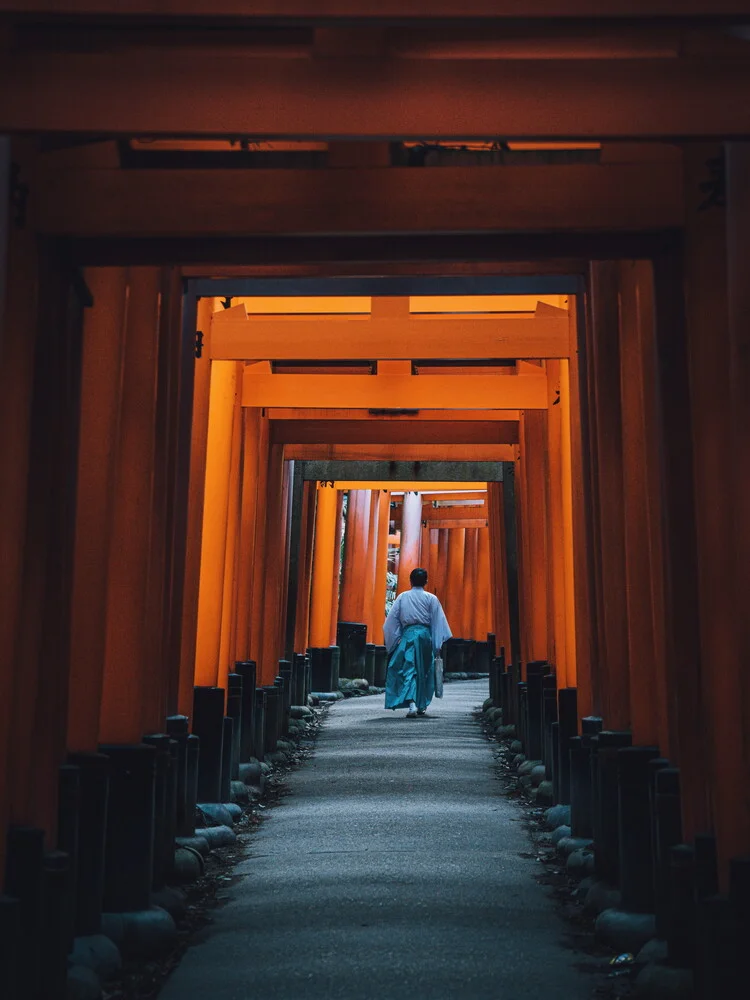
[[161, 681, 592, 1000]]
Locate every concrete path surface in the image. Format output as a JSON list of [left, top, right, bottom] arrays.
[[160, 681, 592, 1000]]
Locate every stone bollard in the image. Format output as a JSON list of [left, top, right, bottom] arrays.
[[57, 763, 81, 952], [253, 688, 267, 762], [667, 844, 696, 967], [99, 744, 157, 913], [557, 688, 578, 805], [693, 833, 719, 900], [517, 682, 528, 748], [474, 640, 490, 674], [550, 722, 560, 803], [42, 849, 73, 1000], [652, 765, 681, 938], [292, 653, 306, 706], [67, 752, 110, 936], [233, 661, 257, 763], [617, 745, 660, 912], [274, 676, 289, 737], [166, 716, 190, 837], [569, 717, 602, 839], [0, 895, 21, 1000], [220, 717, 234, 803], [489, 656, 501, 707], [364, 643, 376, 685], [192, 686, 225, 804], [279, 661, 294, 715], [141, 735, 172, 891], [525, 661, 549, 761], [4, 825, 45, 998], [226, 674, 243, 779], [487, 632, 496, 660], [185, 735, 200, 834], [262, 685, 281, 755], [336, 621, 367, 678], [592, 731, 632, 885], [308, 646, 336, 692], [373, 645, 388, 687], [542, 674, 557, 779]]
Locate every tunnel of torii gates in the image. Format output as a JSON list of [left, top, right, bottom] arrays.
[[3, 7, 750, 986]]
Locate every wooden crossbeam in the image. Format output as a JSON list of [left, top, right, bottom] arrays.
[[319, 482, 488, 492], [6, 50, 750, 137], [211, 308, 569, 360], [31, 163, 683, 237], [2, 2, 745, 17], [423, 504, 487, 521], [283, 444, 515, 461], [271, 420, 518, 445], [243, 371, 548, 409], [266, 408, 521, 421], [425, 518, 488, 529]]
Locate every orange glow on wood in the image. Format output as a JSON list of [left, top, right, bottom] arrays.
[[212, 309, 570, 361], [396, 492, 422, 596], [445, 529, 466, 638], [242, 372, 549, 410], [193, 359, 239, 690], [99, 268, 162, 743], [309, 485, 338, 646]]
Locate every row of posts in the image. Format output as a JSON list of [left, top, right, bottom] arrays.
[[488, 656, 750, 996], [0, 652, 320, 1000]]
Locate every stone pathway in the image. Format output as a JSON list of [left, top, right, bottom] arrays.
[[160, 681, 593, 1000]]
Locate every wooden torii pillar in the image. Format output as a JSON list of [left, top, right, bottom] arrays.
[[309, 484, 339, 647], [340, 489, 371, 624], [445, 528, 466, 638], [371, 490, 391, 644], [396, 491, 422, 595]]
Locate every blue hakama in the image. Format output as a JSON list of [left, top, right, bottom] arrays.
[[384, 623, 435, 712], [382, 586, 452, 713]]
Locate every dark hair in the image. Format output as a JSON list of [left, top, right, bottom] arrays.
[[410, 567, 428, 587]]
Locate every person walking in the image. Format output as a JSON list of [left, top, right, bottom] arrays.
[[383, 567, 452, 718]]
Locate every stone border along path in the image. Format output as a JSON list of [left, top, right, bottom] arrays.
[[159, 680, 596, 1000]]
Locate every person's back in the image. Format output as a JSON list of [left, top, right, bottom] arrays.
[[383, 568, 451, 717]]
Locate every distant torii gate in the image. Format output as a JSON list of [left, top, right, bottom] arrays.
[[283, 459, 520, 667]]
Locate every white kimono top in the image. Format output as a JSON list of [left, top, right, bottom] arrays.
[[383, 586, 453, 654]]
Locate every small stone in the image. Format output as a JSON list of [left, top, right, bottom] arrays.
[[171, 847, 204, 883], [199, 824, 237, 849], [566, 849, 594, 877], [518, 759, 544, 777], [196, 803, 234, 828], [290, 705, 314, 719], [102, 906, 177, 960], [557, 836, 594, 857], [267, 751, 289, 765], [175, 835, 210, 857], [150, 886, 187, 921], [223, 802, 243, 822], [595, 908, 657, 955], [583, 881, 622, 918], [519, 775, 533, 790], [230, 780, 250, 804], [259, 761, 272, 775], [635, 962, 694, 999], [530, 765, 547, 787], [512, 754, 526, 768], [487, 708, 503, 724], [494, 724, 517, 739], [637, 939, 669, 965], [351, 678, 369, 689], [482, 698, 494, 712], [238, 762, 263, 786], [551, 824, 572, 844], [276, 740, 295, 753], [67, 964, 101, 1000], [69, 935, 122, 980], [510, 740, 524, 754], [536, 780, 554, 806], [545, 804, 572, 830]]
